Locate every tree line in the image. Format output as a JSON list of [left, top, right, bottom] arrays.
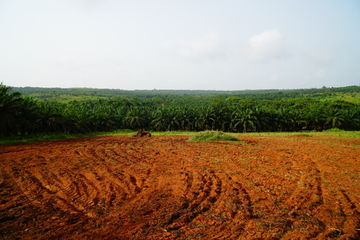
[[1, 84, 359, 136], [13, 85, 360, 100]]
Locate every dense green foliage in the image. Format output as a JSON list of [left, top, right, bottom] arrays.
[[188, 131, 240, 142], [1, 84, 360, 136]]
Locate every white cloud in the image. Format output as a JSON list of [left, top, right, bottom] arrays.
[[176, 33, 219, 58], [249, 29, 287, 61]]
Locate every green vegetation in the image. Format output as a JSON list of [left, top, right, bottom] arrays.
[[237, 130, 360, 138], [189, 131, 240, 142], [1, 84, 360, 138], [323, 128, 344, 132], [12, 85, 360, 101], [1, 129, 359, 145], [0, 129, 134, 145], [0, 133, 89, 145]]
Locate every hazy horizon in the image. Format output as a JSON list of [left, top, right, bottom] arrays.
[[1, 0, 359, 90], [11, 85, 359, 92]]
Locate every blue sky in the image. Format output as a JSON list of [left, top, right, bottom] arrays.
[[0, 0, 359, 90]]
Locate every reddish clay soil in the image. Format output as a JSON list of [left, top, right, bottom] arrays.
[[0, 136, 359, 239]]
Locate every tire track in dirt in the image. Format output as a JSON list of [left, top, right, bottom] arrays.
[[285, 158, 324, 212], [7, 141, 149, 220], [164, 169, 222, 232], [208, 173, 255, 239], [267, 154, 327, 239], [332, 189, 360, 239]]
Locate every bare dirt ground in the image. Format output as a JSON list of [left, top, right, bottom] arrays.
[[0, 136, 359, 240]]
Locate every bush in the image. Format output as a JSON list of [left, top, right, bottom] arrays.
[[188, 131, 240, 142], [324, 128, 345, 132]]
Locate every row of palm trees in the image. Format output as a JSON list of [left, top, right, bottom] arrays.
[[1, 84, 359, 136]]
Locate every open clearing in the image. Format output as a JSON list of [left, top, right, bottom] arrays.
[[0, 136, 359, 239]]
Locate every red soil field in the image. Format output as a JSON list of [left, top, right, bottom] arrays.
[[0, 136, 359, 239]]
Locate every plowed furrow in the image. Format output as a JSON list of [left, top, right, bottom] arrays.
[[165, 171, 222, 232], [285, 162, 324, 213], [226, 175, 254, 219], [335, 190, 360, 239]]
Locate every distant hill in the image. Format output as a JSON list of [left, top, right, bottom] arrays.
[[11, 85, 360, 101]]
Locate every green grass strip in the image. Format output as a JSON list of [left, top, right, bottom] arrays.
[[1, 129, 359, 145]]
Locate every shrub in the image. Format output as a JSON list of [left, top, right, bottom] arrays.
[[188, 131, 239, 142], [324, 128, 345, 132]]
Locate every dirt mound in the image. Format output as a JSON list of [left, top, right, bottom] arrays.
[[0, 136, 359, 239]]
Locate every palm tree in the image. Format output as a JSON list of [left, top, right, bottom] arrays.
[[275, 107, 298, 131], [124, 107, 149, 130], [325, 110, 345, 129], [151, 106, 181, 131], [230, 108, 258, 132], [0, 84, 26, 135]]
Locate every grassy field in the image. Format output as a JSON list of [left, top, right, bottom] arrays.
[[1, 129, 360, 145]]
